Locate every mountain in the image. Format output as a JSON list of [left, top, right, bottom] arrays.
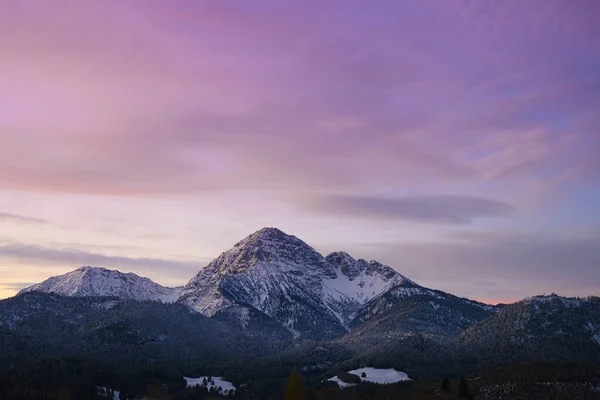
[[453, 294, 600, 370], [178, 227, 409, 339], [19, 266, 181, 303], [340, 282, 497, 348]]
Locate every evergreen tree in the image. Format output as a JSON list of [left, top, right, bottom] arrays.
[[440, 378, 450, 393], [458, 378, 471, 399], [284, 370, 303, 400], [305, 388, 317, 400]]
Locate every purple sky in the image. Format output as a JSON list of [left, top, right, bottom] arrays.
[[1, 0, 599, 302]]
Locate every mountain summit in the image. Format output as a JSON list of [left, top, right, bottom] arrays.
[[187, 227, 337, 280], [178, 227, 410, 338], [19, 266, 181, 303]]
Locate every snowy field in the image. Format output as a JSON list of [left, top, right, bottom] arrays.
[[184, 376, 236, 394], [328, 367, 411, 388]]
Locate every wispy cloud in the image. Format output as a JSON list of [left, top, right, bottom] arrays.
[[0, 212, 46, 225], [0, 282, 35, 292], [300, 194, 515, 225], [0, 243, 204, 281]]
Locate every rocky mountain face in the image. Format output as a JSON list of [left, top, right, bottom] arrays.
[[19, 266, 181, 303], [178, 228, 410, 339], [178, 227, 344, 339]]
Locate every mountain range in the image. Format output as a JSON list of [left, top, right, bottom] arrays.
[[4, 227, 599, 380], [16, 227, 492, 340]]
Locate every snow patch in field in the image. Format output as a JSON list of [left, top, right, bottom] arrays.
[[97, 386, 119, 399], [184, 376, 236, 394], [328, 367, 411, 388], [328, 376, 358, 388], [593, 334, 600, 346], [349, 368, 411, 385]]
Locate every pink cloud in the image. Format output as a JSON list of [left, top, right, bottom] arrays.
[[0, 0, 598, 199]]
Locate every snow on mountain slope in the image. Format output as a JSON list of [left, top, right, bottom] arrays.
[[323, 252, 411, 325], [178, 228, 410, 338], [19, 266, 181, 303]]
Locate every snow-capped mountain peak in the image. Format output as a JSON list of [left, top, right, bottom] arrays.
[[178, 228, 414, 337], [178, 228, 339, 325], [19, 266, 181, 303], [224, 227, 336, 276], [183, 227, 337, 291]]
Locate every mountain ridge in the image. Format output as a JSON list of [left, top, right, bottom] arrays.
[[18, 227, 503, 340], [19, 266, 182, 303], [451, 294, 600, 370]]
